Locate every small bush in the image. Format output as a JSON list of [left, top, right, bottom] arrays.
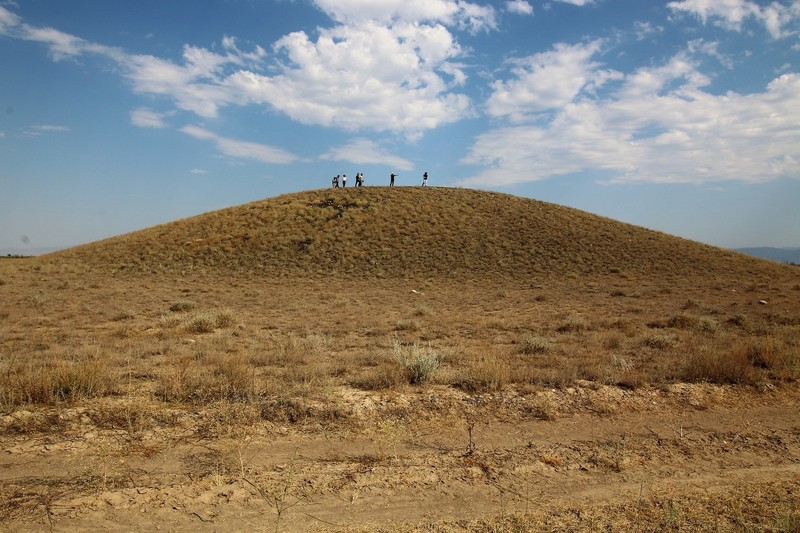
[[1, 353, 114, 407], [727, 313, 749, 328], [740, 337, 798, 378], [520, 335, 551, 355], [349, 360, 406, 390], [682, 343, 755, 385], [157, 309, 238, 334], [394, 319, 422, 332], [668, 313, 719, 334], [157, 313, 183, 328], [412, 304, 433, 317], [643, 333, 677, 350], [695, 317, 720, 334], [668, 313, 697, 329], [213, 308, 236, 328], [557, 316, 587, 333], [185, 312, 217, 334], [457, 355, 511, 392], [392, 340, 440, 385], [169, 300, 196, 312]]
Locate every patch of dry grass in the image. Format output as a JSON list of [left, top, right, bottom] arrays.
[[377, 479, 800, 532]]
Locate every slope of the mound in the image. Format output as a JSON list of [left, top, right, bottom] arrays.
[[43, 187, 794, 280]]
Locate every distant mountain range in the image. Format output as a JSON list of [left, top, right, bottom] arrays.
[[736, 247, 800, 264]]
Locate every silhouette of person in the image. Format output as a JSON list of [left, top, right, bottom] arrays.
[[390, 173, 396, 186], [332, 175, 339, 188], [342, 174, 347, 187], [422, 172, 428, 187]]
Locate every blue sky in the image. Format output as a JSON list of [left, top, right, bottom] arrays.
[[1, 0, 799, 253]]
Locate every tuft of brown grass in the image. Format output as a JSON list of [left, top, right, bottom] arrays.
[[456, 353, 511, 393], [1, 350, 115, 407], [681, 339, 756, 385]]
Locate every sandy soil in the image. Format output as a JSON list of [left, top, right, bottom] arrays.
[[2, 382, 798, 531]]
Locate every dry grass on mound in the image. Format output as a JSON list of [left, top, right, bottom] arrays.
[[40, 188, 790, 282]]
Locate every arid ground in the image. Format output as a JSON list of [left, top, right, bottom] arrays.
[[1, 188, 799, 531]]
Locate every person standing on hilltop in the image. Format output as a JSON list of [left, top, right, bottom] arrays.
[[332, 175, 339, 188], [422, 171, 428, 187], [342, 174, 347, 187], [390, 173, 396, 186]]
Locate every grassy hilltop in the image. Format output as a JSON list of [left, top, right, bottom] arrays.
[[44, 187, 784, 281]]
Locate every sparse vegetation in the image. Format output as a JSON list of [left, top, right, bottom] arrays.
[[392, 340, 441, 385], [1, 188, 799, 530]]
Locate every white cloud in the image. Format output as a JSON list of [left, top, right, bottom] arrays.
[[668, 0, 800, 39], [311, 0, 497, 33], [190, 168, 208, 174], [463, 44, 800, 186], [227, 20, 473, 139], [320, 138, 414, 170], [130, 107, 170, 128], [3, 6, 477, 140], [180, 125, 300, 164], [0, 5, 20, 32], [486, 40, 619, 120], [555, 0, 595, 5], [506, 1, 534, 15]]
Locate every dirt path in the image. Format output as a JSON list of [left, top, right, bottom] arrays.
[[2, 384, 799, 531]]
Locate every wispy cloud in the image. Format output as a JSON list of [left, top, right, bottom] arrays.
[[668, 0, 800, 39], [130, 107, 171, 128], [23, 124, 70, 136], [320, 138, 414, 170], [180, 125, 299, 165], [311, 0, 498, 33]]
